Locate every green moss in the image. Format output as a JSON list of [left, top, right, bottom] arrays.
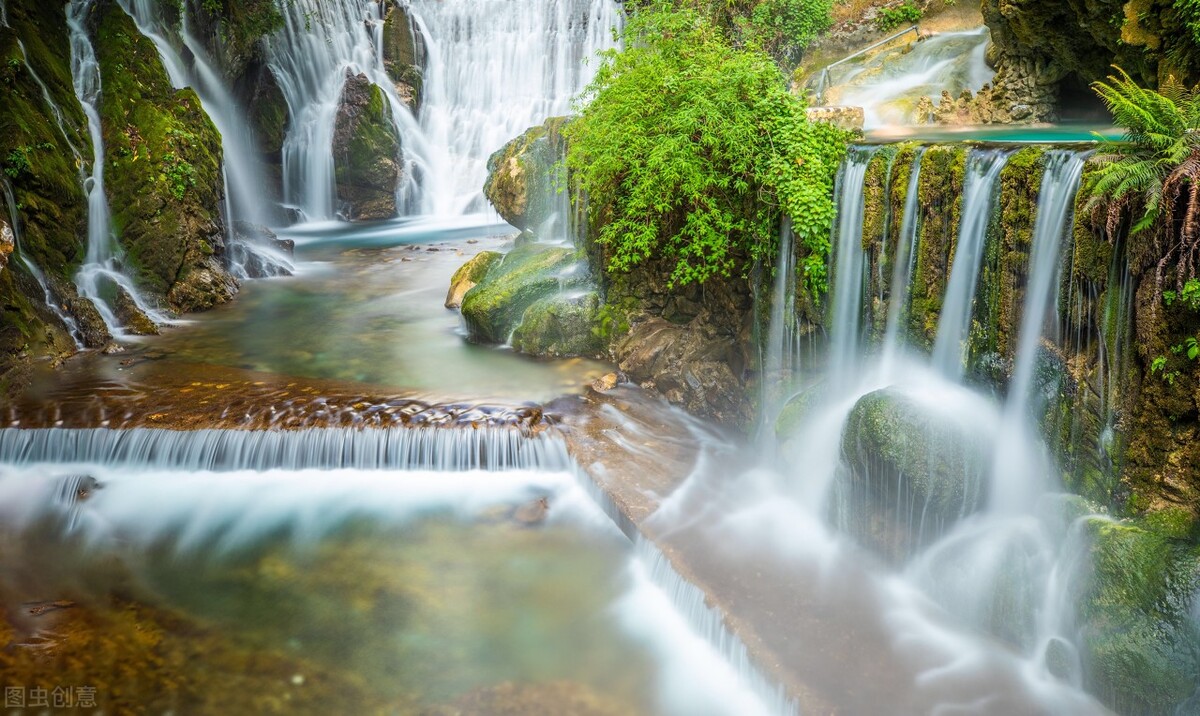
[[907, 145, 967, 347], [991, 145, 1048, 363], [95, 4, 227, 308], [510, 291, 605, 358], [460, 243, 583, 344], [483, 118, 567, 232]]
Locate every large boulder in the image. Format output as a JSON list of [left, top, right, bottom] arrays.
[[95, 4, 237, 314], [459, 243, 584, 344], [445, 250, 502, 309], [381, 3, 423, 112], [840, 387, 991, 560], [510, 291, 605, 359], [483, 117, 570, 231], [333, 72, 400, 221], [1079, 512, 1200, 716]]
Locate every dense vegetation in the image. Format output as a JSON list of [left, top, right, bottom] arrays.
[[565, 3, 850, 293]]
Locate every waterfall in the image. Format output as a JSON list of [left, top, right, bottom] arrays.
[[66, 0, 169, 336], [879, 147, 925, 368], [1, 180, 83, 346], [827, 146, 876, 387], [15, 39, 85, 168], [263, 0, 423, 221], [761, 218, 799, 423], [0, 426, 571, 472], [118, 0, 292, 279], [930, 149, 1009, 377], [406, 0, 621, 216], [990, 150, 1088, 514]]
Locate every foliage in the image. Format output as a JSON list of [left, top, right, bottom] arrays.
[[3, 147, 31, 179], [685, 0, 833, 64], [1083, 67, 1200, 293], [875, 2, 922, 32], [565, 4, 850, 293], [1162, 277, 1200, 310]]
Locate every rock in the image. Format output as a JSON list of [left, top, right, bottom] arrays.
[[420, 680, 630, 716], [445, 251, 502, 309], [590, 372, 619, 392], [46, 276, 111, 349], [512, 496, 549, 525], [840, 387, 990, 560], [0, 221, 13, 274], [333, 72, 400, 221], [381, 4, 423, 111], [229, 221, 293, 278], [114, 288, 159, 336], [805, 105, 865, 132], [54, 475, 102, 505], [510, 291, 605, 359], [166, 256, 239, 312], [616, 317, 749, 425], [483, 117, 570, 231], [460, 243, 583, 344], [1079, 512, 1200, 716], [775, 383, 825, 440]]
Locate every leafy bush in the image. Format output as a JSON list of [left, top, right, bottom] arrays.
[[744, 0, 834, 63], [565, 4, 850, 293], [875, 2, 922, 32]]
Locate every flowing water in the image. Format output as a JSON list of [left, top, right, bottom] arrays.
[[826, 146, 877, 388]]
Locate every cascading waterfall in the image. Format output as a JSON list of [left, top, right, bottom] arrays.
[[930, 149, 1009, 377], [263, 0, 425, 221], [879, 147, 925, 368], [405, 0, 622, 216], [1, 180, 83, 346], [66, 0, 168, 336], [118, 0, 292, 279], [827, 146, 877, 387]]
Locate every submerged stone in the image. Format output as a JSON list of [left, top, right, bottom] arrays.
[[840, 387, 989, 560]]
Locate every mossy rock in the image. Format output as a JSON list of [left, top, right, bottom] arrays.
[[483, 117, 570, 231], [381, 4, 422, 111], [510, 290, 604, 359], [775, 382, 825, 441], [460, 243, 583, 344], [333, 73, 400, 221], [840, 387, 989, 560], [95, 3, 234, 312], [446, 250, 502, 309], [1079, 511, 1200, 716]]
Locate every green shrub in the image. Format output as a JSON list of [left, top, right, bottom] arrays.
[[875, 2, 922, 32], [565, 3, 850, 294]]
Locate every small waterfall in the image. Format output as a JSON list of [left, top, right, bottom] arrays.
[[406, 0, 621, 216], [15, 39, 85, 169], [0, 427, 571, 472], [930, 149, 1009, 377], [879, 147, 925, 368], [989, 150, 1088, 514], [761, 218, 799, 422], [66, 0, 168, 336], [827, 146, 877, 387], [118, 0, 292, 278], [1, 180, 83, 346], [263, 0, 422, 220]]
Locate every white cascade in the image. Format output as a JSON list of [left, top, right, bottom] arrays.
[[879, 147, 925, 369], [930, 148, 1009, 377], [66, 0, 170, 336], [827, 146, 877, 387], [405, 0, 622, 216], [118, 0, 292, 279]]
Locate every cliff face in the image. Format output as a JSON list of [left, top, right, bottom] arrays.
[[981, 0, 1199, 121], [94, 1, 237, 312]]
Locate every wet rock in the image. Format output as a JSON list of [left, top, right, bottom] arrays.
[[510, 291, 605, 359], [381, 3, 423, 111], [229, 221, 294, 278], [1079, 512, 1200, 716], [840, 387, 990, 560], [615, 317, 749, 425], [774, 383, 825, 441], [114, 288, 159, 336], [460, 244, 582, 344], [420, 680, 630, 716], [590, 372, 619, 393], [47, 276, 111, 349], [512, 496, 549, 525], [0, 220, 13, 274], [483, 117, 570, 231], [445, 251, 501, 309], [55, 475, 102, 505], [805, 105, 864, 131], [167, 255, 238, 312], [333, 72, 400, 221]]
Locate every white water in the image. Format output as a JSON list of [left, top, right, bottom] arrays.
[[827, 147, 876, 387], [406, 0, 622, 216], [118, 0, 292, 279], [930, 149, 1009, 377], [879, 147, 925, 369], [66, 0, 169, 336], [829, 28, 994, 129]]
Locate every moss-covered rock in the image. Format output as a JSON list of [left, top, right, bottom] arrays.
[[187, 0, 283, 83], [907, 145, 967, 347], [381, 3, 423, 112], [95, 2, 235, 314], [483, 117, 570, 231], [240, 62, 288, 201], [459, 243, 582, 344], [1080, 512, 1200, 716], [333, 72, 399, 221], [445, 250, 501, 310], [774, 382, 825, 440], [510, 291, 604, 359], [841, 387, 990, 560]]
